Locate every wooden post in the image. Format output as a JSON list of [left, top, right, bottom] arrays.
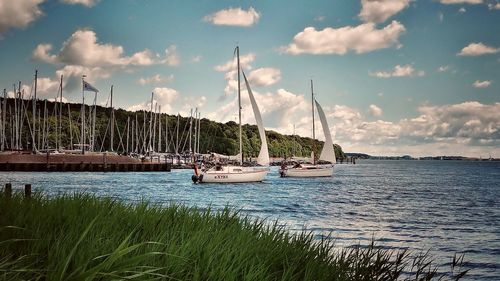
[[4, 183, 12, 198], [24, 184, 31, 199]]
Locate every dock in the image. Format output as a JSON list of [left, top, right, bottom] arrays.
[[0, 153, 171, 172]]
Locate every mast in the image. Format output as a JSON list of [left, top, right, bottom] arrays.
[[33, 70, 37, 152], [158, 105, 161, 152], [189, 108, 192, 154], [193, 108, 197, 154], [131, 119, 134, 153], [176, 114, 179, 154], [58, 74, 63, 150], [165, 114, 168, 153], [13, 84, 17, 150], [135, 114, 139, 153], [311, 79, 315, 165], [153, 103, 157, 152], [197, 112, 201, 154], [110, 85, 114, 151], [68, 103, 73, 150], [42, 100, 47, 150], [81, 76, 86, 154], [149, 92, 153, 153], [126, 116, 130, 154], [1, 89, 5, 151], [92, 91, 97, 151], [237, 46, 242, 164]]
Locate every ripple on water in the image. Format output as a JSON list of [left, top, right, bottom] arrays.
[[0, 160, 499, 280]]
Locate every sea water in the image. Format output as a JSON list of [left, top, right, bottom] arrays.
[[1, 160, 498, 280]]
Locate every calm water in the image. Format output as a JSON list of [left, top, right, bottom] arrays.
[[1, 160, 498, 280]]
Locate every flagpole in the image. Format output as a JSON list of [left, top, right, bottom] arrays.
[[81, 76, 86, 155]]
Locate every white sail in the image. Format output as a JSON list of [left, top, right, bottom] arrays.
[[315, 100, 336, 163], [242, 71, 269, 166]]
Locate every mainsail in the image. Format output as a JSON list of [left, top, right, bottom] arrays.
[[242, 71, 269, 166], [315, 99, 336, 163]]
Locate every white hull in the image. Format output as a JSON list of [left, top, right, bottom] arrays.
[[199, 166, 269, 183], [280, 164, 333, 177]]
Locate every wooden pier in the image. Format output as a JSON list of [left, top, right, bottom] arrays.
[[0, 153, 171, 172], [0, 162, 170, 172]]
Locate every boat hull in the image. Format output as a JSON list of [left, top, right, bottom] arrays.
[[280, 164, 333, 177], [199, 166, 269, 183]]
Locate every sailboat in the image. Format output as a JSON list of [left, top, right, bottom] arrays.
[[192, 46, 269, 183], [279, 80, 335, 177]]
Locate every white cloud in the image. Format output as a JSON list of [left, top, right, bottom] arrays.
[[60, 0, 99, 7], [191, 55, 202, 63], [314, 15, 325, 22], [328, 101, 499, 156], [214, 53, 255, 72], [457, 42, 500, 56], [359, 0, 410, 23], [33, 29, 179, 67], [247, 68, 281, 87], [369, 104, 383, 117], [282, 21, 406, 55], [458, 7, 467, 12], [488, 3, 500, 9], [128, 87, 180, 114], [0, 0, 44, 36], [162, 45, 180, 66], [438, 65, 450, 72], [473, 80, 491, 88], [137, 74, 174, 85], [207, 88, 308, 131], [370, 64, 425, 78], [439, 0, 482, 4], [32, 43, 58, 63], [203, 7, 260, 27], [214, 53, 256, 97]]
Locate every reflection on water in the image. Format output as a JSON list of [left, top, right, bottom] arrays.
[[1, 160, 498, 280]]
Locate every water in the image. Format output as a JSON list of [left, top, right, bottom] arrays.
[[1, 160, 498, 280]]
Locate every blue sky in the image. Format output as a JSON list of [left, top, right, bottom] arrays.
[[0, 0, 499, 157]]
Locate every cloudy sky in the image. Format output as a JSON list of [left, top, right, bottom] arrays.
[[0, 0, 499, 157]]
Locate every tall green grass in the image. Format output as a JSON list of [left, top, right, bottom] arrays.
[[0, 191, 468, 280]]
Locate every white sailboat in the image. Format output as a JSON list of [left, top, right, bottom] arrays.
[[192, 46, 269, 183], [279, 80, 335, 177]]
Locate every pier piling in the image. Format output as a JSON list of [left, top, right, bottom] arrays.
[[24, 184, 31, 199], [4, 183, 12, 198]]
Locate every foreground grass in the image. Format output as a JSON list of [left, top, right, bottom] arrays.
[[0, 192, 467, 281]]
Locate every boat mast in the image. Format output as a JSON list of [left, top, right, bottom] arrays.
[[33, 70, 37, 153], [197, 111, 201, 154], [58, 74, 63, 150], [189, 108, 192, 154], [158, 105, 161, 152], [237, 46, 242, 165], [81, 76, 86, 154], [1, 89, 5, 151], [165, 114, 168, 153], [176, 114, 179, 154], [126, 116, 130, 154], [311, 79, 315, 165], [68, 103, 73, 150], [110, 85, 114, 151], [149, 92, 153, 153]]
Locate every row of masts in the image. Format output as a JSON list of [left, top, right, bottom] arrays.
[[0, 71, 203, 157]]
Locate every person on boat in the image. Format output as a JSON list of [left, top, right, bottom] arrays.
[[215, 163, 223, 171]]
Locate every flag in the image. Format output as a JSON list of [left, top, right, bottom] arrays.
[[83, 81, 99, 93]]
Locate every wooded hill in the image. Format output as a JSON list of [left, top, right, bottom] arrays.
[[0, 98, 345, 160]]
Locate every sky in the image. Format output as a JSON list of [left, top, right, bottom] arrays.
[[0, 0, 499, 157]]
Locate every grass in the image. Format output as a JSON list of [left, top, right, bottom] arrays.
[[0, 191, 468, 281]]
